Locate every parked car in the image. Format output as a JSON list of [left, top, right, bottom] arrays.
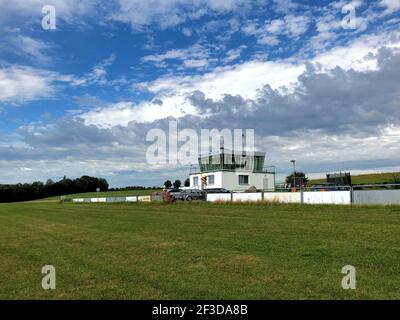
[[164, 189, 185, 201], [182, 189, 206, 201], [205, 188, 231, 194]]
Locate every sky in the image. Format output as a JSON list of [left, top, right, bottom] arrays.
[[0, 0, 399, 187]]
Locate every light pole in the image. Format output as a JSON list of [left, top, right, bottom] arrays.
[[290, 160, 296, 190]]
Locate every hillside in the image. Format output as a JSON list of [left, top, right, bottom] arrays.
[[309, 172, 400, 185]]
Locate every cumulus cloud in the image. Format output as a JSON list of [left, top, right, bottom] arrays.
[[76, 30, 400, 129], [50, 45, 399, 185]]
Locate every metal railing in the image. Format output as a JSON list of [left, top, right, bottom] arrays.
[[189, 165, 276, 175]]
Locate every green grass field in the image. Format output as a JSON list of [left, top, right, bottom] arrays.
[[0, 201, 399, 300], [309, 171, 400, 185]]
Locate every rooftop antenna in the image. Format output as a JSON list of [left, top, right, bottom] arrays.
[[220, 136, 224, 166], [242, 132, 246, 157], [220, 136, 224, 152]]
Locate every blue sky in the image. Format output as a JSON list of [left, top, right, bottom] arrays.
[[0, 0, 400, 186]]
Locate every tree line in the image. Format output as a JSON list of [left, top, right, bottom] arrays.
[[0, 176, 109, 203]]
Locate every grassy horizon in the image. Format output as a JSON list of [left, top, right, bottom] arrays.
[[309, 171, 400, 185], [0, 201, 399, 299]]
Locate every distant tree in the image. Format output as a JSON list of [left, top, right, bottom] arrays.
[[184, 178, 190, 187], [164, 180, 172, 189], [285, 172, 308, 187], [0, 175, 109, 203], [173, 180, 182, 189]]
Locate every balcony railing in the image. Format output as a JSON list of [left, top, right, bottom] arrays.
[[189, 165, 275, 175]]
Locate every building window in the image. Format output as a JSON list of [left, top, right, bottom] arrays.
[[239, 175, 249, 185], [208, 174, 215, 185], [193, 176, 199, 186]]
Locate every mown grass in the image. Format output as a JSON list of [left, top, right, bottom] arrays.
[[0, 201, 399, 300]]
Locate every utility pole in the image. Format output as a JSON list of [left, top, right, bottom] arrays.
[[290, 160, 296, 190]]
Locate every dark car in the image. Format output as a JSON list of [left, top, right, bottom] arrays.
[[205, 188, 231, 194], [182, 189, 206, 201]]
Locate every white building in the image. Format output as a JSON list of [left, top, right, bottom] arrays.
[[189, 148, 275, 191]]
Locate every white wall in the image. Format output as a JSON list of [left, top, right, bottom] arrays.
[[207, 193, 232, 202], [191, 171, 275, 191], [263, 192, 301, 203], [232, 193, 263, 201], [353, 190, 400, 205], [303, 191, 351, 205], [222, 172, 275, 191]]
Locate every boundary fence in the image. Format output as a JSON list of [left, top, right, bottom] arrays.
[[207, 184, 400, 205], [70, 184, 400, 206]]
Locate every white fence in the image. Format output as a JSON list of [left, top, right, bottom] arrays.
[[207, 189, 400, 205], [263, 192, 301, 203], [207, 193, 232, 202], [353, 190, 400, 205], [73, 196, 139, 203], [303, 191, 351, 205], [232, 193, 263, 202], [207, 191, 351, 204], [71, 189, 400, 206]]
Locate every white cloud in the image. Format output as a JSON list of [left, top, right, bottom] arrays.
[[243, 14, 310, 45], [223, 46, 246, 63], [140, 60, 305, 100], [257, 35, 280, 46], [81, 29, 400, 128], [142, 43, 212, 69], [72, 54, 116, 86], [111, 0, 247, 30], [312, 31, 400, 72], [81, 96, 198, 127], [284, 15, 310, 37], [3, 35, 54, 64], [182, 27, 192, 37], [379, 0, 400, 13], [183, 59, 209, 68], [0, 65, 56, 104]]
